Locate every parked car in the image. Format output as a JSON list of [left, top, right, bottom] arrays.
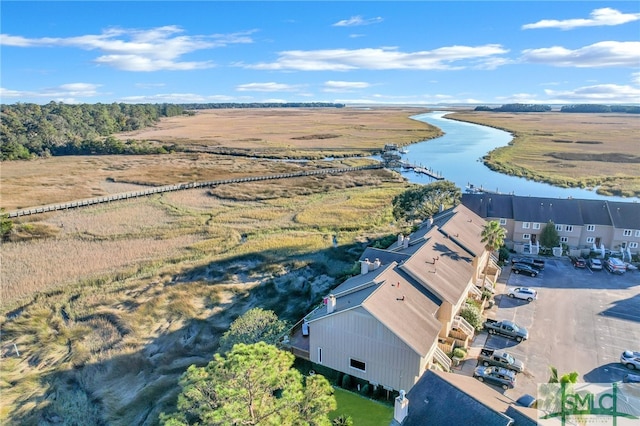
[[473, 366, 516, 390], [588, 258, 603, 270], [570, 256, 587, 268], [605, 257, 626, 275], [623, 373, 640, 383], [478, 349, 525, 373], [483, 319, 529, 342], [512, 263, 539, 277], [515, 394, 536, 408], [510, 257, 545, 270], [507, 287, 538, 302], [621, 350, 640, 369]]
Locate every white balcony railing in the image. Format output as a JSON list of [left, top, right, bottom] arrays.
[[433, 346, 452, 371]]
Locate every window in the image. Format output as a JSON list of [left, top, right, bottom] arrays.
[[318, 348, 323, 364], [349, 358, 366, 372], [565, 225, 573, 232], [523, 222, 530, 229], [533, 223, 540, 230], [523, 234, 531, 240], [635, 230, 640, 237], [623, 229, 632, 237], [560, 237, 568, 243], [499, 218, 507, 225], [630, 242, 639, 249], [555, 225, 562, 232], [587, 225, 595, 232], [586, 237, 595, 243]]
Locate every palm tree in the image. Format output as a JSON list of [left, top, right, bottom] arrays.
[[480, 220, 507, 288]]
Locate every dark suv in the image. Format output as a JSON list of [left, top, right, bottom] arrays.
[[570, 256, 587, 268]]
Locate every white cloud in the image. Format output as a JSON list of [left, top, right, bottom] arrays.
[[323, 81, 371, 92], [0, 83, 101, 100], [543, 83, 640, 103], [118, 93, 235, 103], [0, 26, 256, 72], [632, 72, 640, 86], [521, 41, 640, 68], [522, 8, 640, 30], [245, 45, 509, 71], [236, 82, 301, 92], [332, 16, 383, 27]]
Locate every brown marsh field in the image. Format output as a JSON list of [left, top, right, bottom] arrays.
[[1, 107, 638, 425], [447, 111, 640, 197]]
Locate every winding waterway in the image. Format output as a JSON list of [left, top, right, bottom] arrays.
[[396, 111, 637, 202]]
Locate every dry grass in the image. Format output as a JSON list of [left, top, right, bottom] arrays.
[[0, 155, 406, 425], [446, 111, 640, 197], [117, 107, 437, 153]]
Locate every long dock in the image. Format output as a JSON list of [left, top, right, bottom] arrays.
[[6, 165, 383, 218], [400, 161, 444, 180]]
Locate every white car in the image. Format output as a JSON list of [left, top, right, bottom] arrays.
[[621, 350, 640, 370], [507, 287, 538, 302], [589, 258, 603, 270]]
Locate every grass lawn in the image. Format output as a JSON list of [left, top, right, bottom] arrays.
[[330, 387, 394, 426]]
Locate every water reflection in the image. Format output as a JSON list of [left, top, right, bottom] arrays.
[[396, 111, 636, 202]]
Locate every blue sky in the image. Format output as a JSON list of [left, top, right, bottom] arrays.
[[1, 1, 639, 105]]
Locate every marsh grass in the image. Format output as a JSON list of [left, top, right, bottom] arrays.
[[0, 165, 406, 425], [448, 111, 640, 197]]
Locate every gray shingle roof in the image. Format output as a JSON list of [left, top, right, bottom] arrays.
[[578, 199, 613, 225], [607, 201, 640, 229], [401, 370, 522, 426], [462, 193, 514, 219]]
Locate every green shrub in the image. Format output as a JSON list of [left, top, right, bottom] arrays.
[[459, 305, 483, 331], [332, 415, 354, 426], [452, 348, 467, 359], [341, 374, 353, 390], [361, 383, 371, 396], [498, 246, 510, 262]]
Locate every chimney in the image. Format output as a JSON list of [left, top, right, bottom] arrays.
[[394, 390, 409, 423], [373, 258, 381, 270], [403, 236, 410, 249], [326, 294, 336, 314], [398, 234, 404, 247], [439, 203, 445, 212], [427, 217, 434, 229], [360, 258, 370, 275]]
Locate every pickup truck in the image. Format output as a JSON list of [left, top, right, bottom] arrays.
[[478, 348, 525, 373], [484, 318, 529, 342], [510, 256, 545, 270]]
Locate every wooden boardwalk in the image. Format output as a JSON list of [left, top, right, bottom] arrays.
[[6, 165, 384, 218]]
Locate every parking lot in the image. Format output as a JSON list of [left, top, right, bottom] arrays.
[[482, 257, 640, 399]]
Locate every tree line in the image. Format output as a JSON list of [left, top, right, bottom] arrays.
[[474, 103, 639, 113], [0, 102, 345, 161]]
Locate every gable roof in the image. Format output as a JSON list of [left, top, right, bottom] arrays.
[[400, 230, 475, 306], [462, 194, 640, 231], [399, 370, 537, 426], [512, 197, 583, 225], [578, 199, 613, 225], [607, 201, 640, 229], [438, 204, 487, 256], [306, 262, 441, 356], [462, 193, 514, 220]]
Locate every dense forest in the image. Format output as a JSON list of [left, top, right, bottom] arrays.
[[475, 103, 640, 113], [559, 104, 640, 113], [0, 102, 345, 160]]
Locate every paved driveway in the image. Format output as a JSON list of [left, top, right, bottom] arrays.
[[484, 257, 640, 399]]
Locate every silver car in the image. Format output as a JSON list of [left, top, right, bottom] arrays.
[[621, 350, 640, 370], [507, 287, 538, 302]]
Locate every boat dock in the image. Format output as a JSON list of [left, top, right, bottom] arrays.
[[400, 161, 444, 180]]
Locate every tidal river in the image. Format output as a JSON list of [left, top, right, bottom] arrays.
[[397, 111, 637, 202]]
